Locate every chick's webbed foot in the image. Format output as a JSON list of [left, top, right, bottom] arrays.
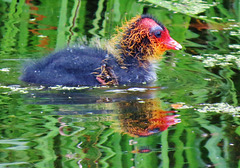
[[95, 64, 118, 86]]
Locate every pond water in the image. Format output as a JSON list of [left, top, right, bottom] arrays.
[[0, 0, 240, 167]]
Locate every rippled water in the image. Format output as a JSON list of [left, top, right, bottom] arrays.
[[0, 0, 240, 167]]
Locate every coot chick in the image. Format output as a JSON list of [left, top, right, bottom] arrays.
[[20, 15, 182, 86]]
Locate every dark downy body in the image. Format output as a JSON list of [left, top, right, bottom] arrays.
[[20, 46, 156, 86]]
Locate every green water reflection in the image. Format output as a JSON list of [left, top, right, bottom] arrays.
[[0, 0, 240, 167]]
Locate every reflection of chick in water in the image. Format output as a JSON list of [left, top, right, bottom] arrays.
[[118, 98, 180, 137]]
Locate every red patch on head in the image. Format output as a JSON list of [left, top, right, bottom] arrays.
[[138, 17, 182, 51], [138, 18, 160, 29]]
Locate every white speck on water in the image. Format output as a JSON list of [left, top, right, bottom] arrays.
[[0, 68, 10, 72], [38, 35, 47, 38], [128, 88, 147, 92]]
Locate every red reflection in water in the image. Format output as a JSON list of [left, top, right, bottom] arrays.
[[190, 19, 233, 31], [119, 99, 180, 137], [25, 0, 57, 50], [132, 147, 152, 154]]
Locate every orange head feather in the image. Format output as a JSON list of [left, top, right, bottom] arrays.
[[111, 15, 182, 65]]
